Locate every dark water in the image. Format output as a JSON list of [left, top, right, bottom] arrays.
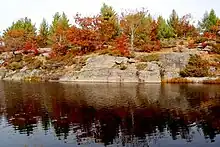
[[0, 82, 220, 147]]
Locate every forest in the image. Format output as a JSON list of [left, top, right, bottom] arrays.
[[0, 3, 220, 57]]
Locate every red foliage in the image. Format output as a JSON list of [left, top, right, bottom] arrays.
[[114, 34, 130, 56], [203, 32, 216, 40], [143, 40, 161, 52], [150, 20, 158, 41], [23, 40, 39, 55]]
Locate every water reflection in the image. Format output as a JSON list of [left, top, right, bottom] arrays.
[[0, 81, 220, 146]]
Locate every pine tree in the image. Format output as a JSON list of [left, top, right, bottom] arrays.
[[167, 9, 179, 36], [199, 9, 218, 32], [157, 16, 175, 39], [38, 18, 49, 47]]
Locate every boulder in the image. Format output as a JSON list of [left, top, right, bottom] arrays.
[[160, 53, 191, 80], [139, 62, 161, 83]]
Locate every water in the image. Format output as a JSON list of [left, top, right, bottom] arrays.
[[0, 81, 220, 147]]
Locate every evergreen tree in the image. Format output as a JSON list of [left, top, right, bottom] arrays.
[[157, 16, 175, 39], [38, 18, 49, 47], [100, 3, 117, 21], [167, 9, 179, 36], [199, 9, 218, 32], [100, 3, 119, 41]]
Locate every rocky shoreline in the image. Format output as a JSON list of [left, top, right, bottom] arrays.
[[0, 51, 219, 84]]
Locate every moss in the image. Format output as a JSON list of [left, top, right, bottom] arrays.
[[210, 43, 220, 54], [13, 54, 23, 62], [180, 54, 210, 77], [136, 63, 147, 70], [7, 62, 23, 70], [28, 59, 42, 69], [23, 55, 33, 63], [119, 64, 127, 70], [138, 54, 159, 62]]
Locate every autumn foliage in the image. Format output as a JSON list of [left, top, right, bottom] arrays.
[[114, 34, 130, 56], [2, 5, 220, 57]]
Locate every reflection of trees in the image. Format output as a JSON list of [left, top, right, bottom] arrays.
[[1, 81, 220, 146]]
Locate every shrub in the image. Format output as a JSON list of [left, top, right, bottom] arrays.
[[137, 41, 161, 52], [180, 54, 209, 77], [210, 43, 220, 54], [195, 37, 208, 43], [138, 54, 160, 62], [203, 78, 220, 84], [28, 59, 42, 69], [136, 63, 147, 70], [162, 77, 193, 83], [7, 62, 23, 70], [11, 53, 23, 62]]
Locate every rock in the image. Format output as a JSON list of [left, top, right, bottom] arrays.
[[20, 66, 28, 72], [160, 53, 191, 80], [83, 55, 116, 70], [115, 57, 128, 65], [0, 59, 4, 64], [146, 62, 159, 71], [59, 55, 161, 83], [128, 58, 136, 64], [139, 62, 161, 83]]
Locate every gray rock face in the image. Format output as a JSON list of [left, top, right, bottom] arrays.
[[160, 53, 191, 79], [59, 55, 161, 83], [139, 62, 161, 83]]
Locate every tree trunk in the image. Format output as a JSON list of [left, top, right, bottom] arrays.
[[131, 27, 134, 51]]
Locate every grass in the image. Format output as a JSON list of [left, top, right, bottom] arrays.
[[162, 78, 193, 83], [203, 78, 220, 84], [136, 63, 147, 70], [138, 54, 160, 62], [7, 62, 23, 70]]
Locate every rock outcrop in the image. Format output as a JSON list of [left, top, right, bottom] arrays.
[[59, 55, 161, 83], [159, 52, 191, 80], [0, 52, 219, 83]]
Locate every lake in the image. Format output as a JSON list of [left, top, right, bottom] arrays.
[[0, 81, 220, 147]]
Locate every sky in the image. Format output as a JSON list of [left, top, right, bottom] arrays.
[[0, 0, 220, 34]]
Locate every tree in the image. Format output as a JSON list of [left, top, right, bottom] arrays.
[[199, 9, 218, 32], [37, 18, 49, 48], [167, 9, 179, 36], [157, 16, 175, 39], [177, 14, 198, 37], [67, 15, 102, 54], [99, 3, 119, 43], [3, 17, 36, 53], [49, 12, 70, 55], [120, 8, 151, 51], [100, 3, 117, 21]]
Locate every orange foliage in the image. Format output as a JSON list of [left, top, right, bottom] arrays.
[[51, 24, 69, 55], [203, 32, 216, 40], [4, 29, 26, 51], [114, 34, 130, 56], [23, 39, 39, 55]]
